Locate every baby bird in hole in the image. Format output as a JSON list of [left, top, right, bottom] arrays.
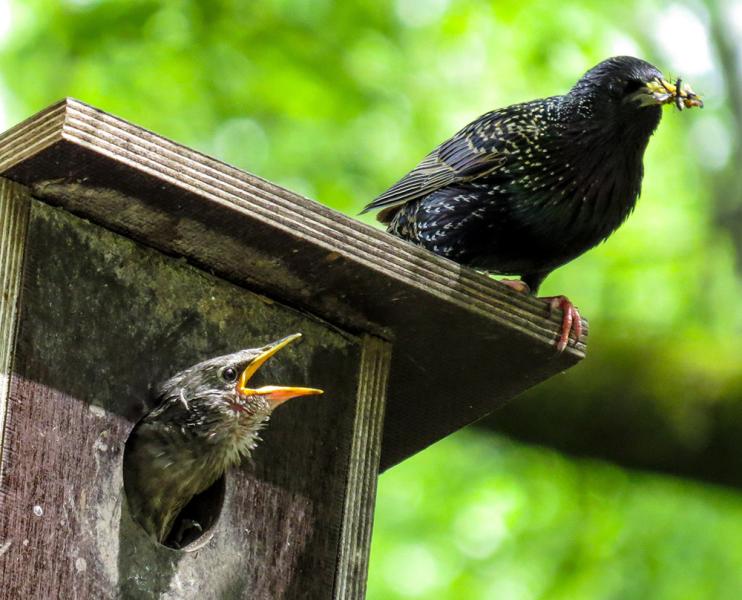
[[123, 333, 322, 547]]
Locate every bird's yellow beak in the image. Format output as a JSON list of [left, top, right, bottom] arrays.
[[629, 77, 703, 110], [237, 333, 323, 406]]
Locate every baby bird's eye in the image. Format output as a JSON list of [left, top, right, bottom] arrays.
[[221, 366, 238, 382]]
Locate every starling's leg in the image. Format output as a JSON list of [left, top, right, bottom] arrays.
[[521, 273, 581, 352], [541, 296, 582, 352], [493, 274, 581, 351]]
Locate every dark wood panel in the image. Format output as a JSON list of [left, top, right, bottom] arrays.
[[0, 200, 362, 599]]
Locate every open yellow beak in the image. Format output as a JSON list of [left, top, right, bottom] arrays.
[[642, 77, 704, 110], [237, 333, 323, 406]]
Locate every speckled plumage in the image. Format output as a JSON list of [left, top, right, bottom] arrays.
[[363, 56, 695, 294]]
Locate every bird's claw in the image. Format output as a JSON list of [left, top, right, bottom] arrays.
[[544, 295, 582, 352], [496, 281, 582, 352]]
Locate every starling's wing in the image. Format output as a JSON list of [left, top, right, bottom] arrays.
[[361, 111, 508, 223]]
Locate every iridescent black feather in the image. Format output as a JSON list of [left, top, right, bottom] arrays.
[[362, 56, 668, 292]]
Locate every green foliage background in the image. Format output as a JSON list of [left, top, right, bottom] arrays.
[[1, 1, 741, 598]]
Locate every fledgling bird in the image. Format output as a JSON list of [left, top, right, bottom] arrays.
[[362, 56, 703, 350], [123, 333, 323, 546]]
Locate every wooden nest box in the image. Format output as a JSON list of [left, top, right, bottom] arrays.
[[0, 99, 585, 598]]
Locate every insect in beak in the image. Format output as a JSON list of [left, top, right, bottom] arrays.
[[648, 77, 703, 111]]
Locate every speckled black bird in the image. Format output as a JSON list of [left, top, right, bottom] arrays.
[[123, 334, 322, 546], [362, 56, 702, 350]]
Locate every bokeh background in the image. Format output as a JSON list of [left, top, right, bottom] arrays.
[[1, 0, 741, 598]]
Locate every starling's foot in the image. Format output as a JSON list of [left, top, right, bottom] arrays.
[[497, 279, 531, 294], [496, 280, 581, 351], [542, 295, 582, 352]]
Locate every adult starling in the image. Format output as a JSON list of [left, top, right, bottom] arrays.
[[362, 56, 702, 350], [123, 333, 323, 546]]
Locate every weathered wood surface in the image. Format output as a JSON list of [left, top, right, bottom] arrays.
[[334, 336, 389, 600], [0, 99, 586, 471], [0, 191, 387, 599], [0, 179, 29, 490]]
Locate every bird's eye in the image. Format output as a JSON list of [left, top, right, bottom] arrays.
[[623, 79, 645, 95], [222, 367, 238, 382]]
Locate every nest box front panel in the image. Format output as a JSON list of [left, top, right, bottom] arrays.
[[0, 198, 365, 599]]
